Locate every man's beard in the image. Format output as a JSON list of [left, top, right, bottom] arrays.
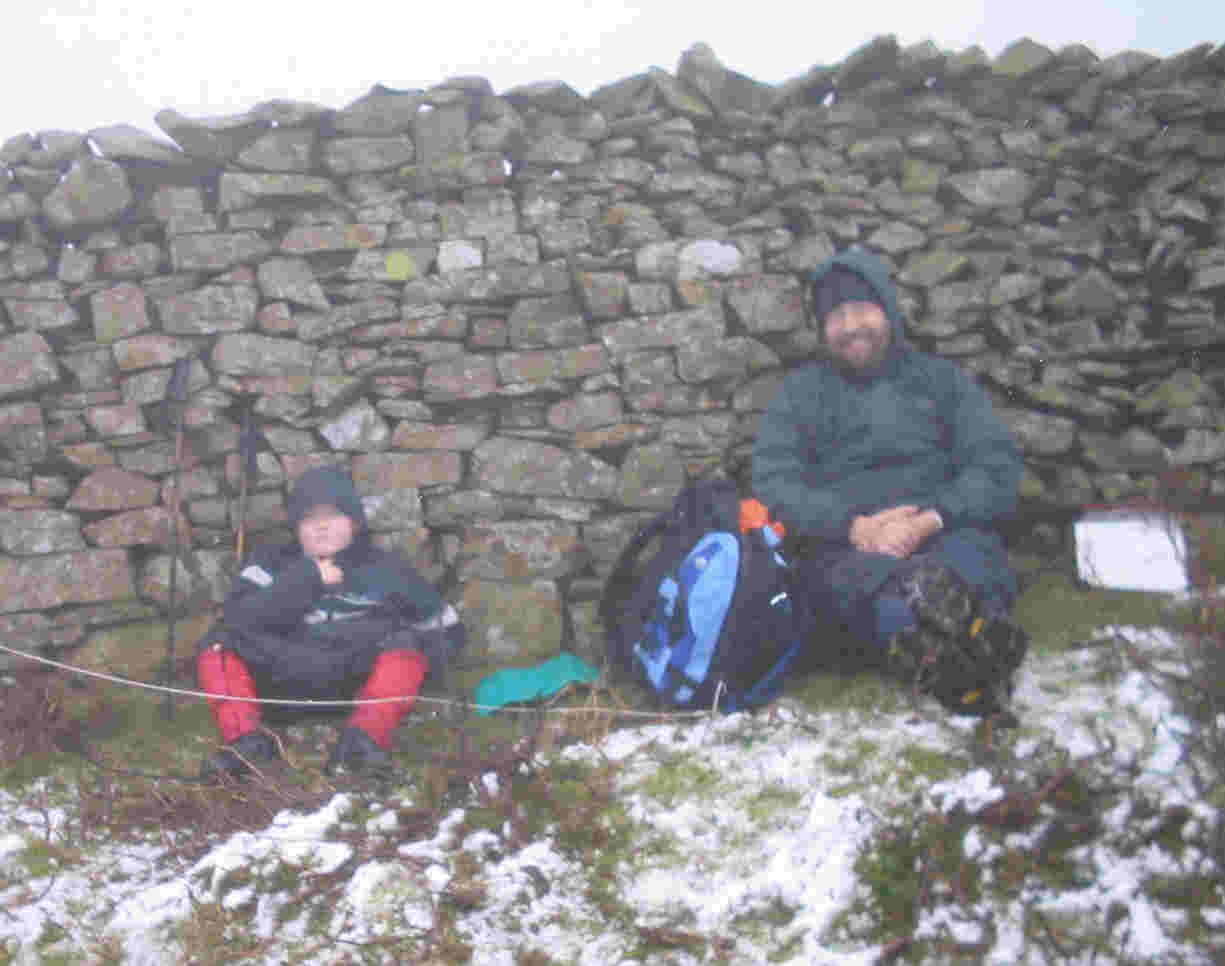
[[828, 329, 889, 372]]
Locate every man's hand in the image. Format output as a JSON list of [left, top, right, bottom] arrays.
[[850, 505, 942, 557], [315, 557, 344, 585]]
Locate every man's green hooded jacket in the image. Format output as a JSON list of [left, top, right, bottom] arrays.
[[752, 249, 1020, 594]]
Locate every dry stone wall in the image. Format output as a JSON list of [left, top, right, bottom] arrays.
[[1, 36, 1223, 675]]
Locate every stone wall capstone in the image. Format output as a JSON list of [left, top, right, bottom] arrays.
[[1, 35, 1223, 674]]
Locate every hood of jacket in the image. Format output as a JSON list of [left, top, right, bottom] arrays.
[[807, 248, 909, 378], [286, 464, 371, 558]]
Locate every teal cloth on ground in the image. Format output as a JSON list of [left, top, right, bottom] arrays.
[[473, 652, 600, 715]]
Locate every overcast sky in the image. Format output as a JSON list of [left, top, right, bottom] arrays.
[[5, 0, 1221, 142]]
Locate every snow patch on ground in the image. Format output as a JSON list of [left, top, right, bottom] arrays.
[[1, 628, 1222, 964]]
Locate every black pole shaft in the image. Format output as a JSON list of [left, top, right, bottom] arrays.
[[162, 414, 184, 721]]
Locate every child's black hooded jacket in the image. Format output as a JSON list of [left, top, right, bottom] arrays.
[[207, 465, 461, 694]]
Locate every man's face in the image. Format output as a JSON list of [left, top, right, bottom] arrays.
[[297, 504, 356, 560], [823, 300, 891, 371]]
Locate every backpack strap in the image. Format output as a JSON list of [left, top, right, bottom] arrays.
[[598, 506, 675, 632]]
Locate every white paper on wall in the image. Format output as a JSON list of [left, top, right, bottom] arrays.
[[1073, 510, 1189, 593]]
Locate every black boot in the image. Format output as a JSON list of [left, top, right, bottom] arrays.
[[200, 730, 279, 782], [326, 726, 390, 777]]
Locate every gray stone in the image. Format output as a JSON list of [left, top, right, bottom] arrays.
[[0, 400, 46, 466], [210, 333, 317, 377], [1097, 50, 1158, 83], [236, 129, 316, 171], [1050, 269, 1124, 317], [1002, 408, 1079, 455], [421, 354, 497, 401], [1135, 369, 1218, 414], [91, 283, 150, 342], [473, 437, 618, 500], [646, 67, 714, 121], [257, 257, 329, 309], [298, 298, 398, 342], [88, 124, 189, 164], [1190, 261, 1225, 292], [319, 400, 391, 451], [1170, 430, 1225, 466], [335, 86, 425, 135], [947, 168, 1035, 208], [100, 243, 162, 278], [111, 334, 195, 371], [677, 43, 775, 116], [2, 294, 79, 331], [119, 357, 210, 405], [0, 550, 135, 614], [430, 262, 571, 303], [412, 103, 470, 174], [458, 519, 584, 580], [677, 240, 743, 278], [361, 487, 423, 531], [866, 221, 927, 254], [351, 451, 463, 490], [993, 37, 1055, 77], [349, 247, 436, 282], [617, 442, 688, 510], [323, 136, 416, 175], [57, 247, 97, 283], [82, 507, 178, 547], [575, 271, 629, 321], [0, 331, 59, 398], [598, 304, 725, 361], [899, 250, 970, 287], [989, 273, 1043, 306], [460, 578, 564, 662], [158, 284, 258, 334], [725, 275, 806, 334], [8, 244, 50, 279], [42, 158, 133, 228], [218, 172, 339, 212], [1080, 428, 1168, 471], [139, 549, 232, 608], [391, 420, 491, 450], [155, 107, 270, 162], [547, 392, 623, 433], [84, 404, 146, 438], [437, 240, 483, 273], [505, 80, 586, 115]]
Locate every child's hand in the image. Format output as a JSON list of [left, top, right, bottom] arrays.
[[315, 557, 344, 585]]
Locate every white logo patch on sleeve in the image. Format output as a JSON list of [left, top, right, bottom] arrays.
[[240, 564, 274, 587]]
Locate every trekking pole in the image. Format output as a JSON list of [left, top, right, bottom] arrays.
[[234, 397, 261, 567], [162, 356, 192, 721]]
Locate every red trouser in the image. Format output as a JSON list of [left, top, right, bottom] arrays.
[[196, 646, 428, 748]]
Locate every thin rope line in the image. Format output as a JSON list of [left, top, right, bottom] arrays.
[[0, 640, 708, 720]]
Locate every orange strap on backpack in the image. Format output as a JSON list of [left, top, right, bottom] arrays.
[[738, 498, 786, 538]]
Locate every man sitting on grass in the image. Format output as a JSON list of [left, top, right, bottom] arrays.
[[753, 249, 1028, 715]]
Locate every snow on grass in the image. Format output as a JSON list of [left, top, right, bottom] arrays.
[[1, 627, 1223, 964]]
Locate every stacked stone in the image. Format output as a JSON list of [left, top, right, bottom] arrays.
[[0, 36, 1222, 673]]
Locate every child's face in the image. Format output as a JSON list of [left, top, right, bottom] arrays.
[[297, 504, 356, 560]]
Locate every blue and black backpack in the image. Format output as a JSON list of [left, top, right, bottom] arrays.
[[600, 478, 809, 712]]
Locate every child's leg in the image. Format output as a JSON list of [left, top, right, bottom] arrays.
[[196, 645, 261, 742], [345, 649, 428, 748]]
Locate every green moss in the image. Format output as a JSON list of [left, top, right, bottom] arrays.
[[1013, 572, 1169, 651], [745, 784, 805, 825], [830, 814, 978, 946], [894, 745, 964, 790], [640, 756, 722, 807], [17, 840, 79, 880], [822, 737, 882, 777], [787, 671, 904, 715]]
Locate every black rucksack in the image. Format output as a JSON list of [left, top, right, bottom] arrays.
[[599, 478, 808, 712]]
